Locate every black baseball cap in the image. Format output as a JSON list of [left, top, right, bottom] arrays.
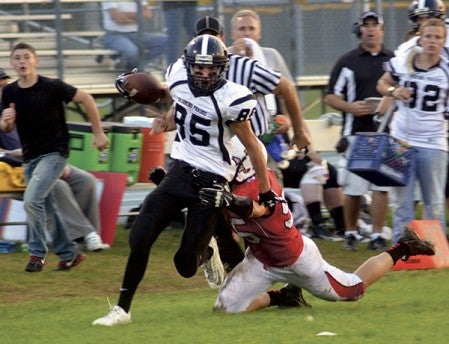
[[0, 68, 10, 80], [358, 10, 384, 26], [194, 16, 224, 36]]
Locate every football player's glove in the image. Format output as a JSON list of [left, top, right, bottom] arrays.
[[199, 184, 233, 208], [148, 166, 166, 185], [258, 189, 284, 217], [199, 184, 253, 218]]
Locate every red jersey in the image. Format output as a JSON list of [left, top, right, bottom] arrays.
[[227, 170, 304, 267]]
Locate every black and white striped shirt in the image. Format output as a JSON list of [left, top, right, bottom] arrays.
[[225, 54, 281, 136], [326, 45, 393, 136]]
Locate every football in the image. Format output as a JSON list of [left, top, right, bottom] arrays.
[[115, 72, 166, 104]]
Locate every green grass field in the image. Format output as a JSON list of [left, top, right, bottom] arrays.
[[2, 225, 449, 344]]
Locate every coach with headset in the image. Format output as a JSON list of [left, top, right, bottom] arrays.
[[324, 11, 394, 251]]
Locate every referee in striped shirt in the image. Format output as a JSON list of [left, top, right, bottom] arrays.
[[193, 16, 311, 150]]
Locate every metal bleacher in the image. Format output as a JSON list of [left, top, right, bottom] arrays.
[[0, 1, 169, 121]]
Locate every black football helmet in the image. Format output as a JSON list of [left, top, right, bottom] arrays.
[[408, 0, 446, 31], [183, 34, 229, 93]]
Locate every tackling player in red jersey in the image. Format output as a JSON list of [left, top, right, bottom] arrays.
[[199, 139, 435, 313]]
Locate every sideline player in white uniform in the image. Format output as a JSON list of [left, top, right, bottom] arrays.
[[198, 140, 435, 313], [377, 1, 447, 115], [377, 18, 449, 243], [92, 35, 276, 326]]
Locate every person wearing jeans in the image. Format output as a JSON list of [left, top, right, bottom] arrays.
[[23, 153, 75, 262], [390, 147, 447, 243], [0, 43, 109, 272], [102, 1, 167, 70], [377, 18, 449, 243]]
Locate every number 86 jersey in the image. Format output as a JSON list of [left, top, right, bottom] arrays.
[[167, 62, 257, 181]]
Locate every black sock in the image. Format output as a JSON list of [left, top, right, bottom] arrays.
[[118, 289, 132, 313], [267, 290, 281, 306], [306, 202, 323, 226], [385, 242, 409, 264], [329, 206, 345, 234]]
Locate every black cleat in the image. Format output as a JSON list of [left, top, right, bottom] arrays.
[[398, 227, 435, 260], [277, 285, 312, 308]]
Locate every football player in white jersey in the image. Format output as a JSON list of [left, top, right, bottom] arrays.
[[152, 16, 312, 275], [92, 35, 276, 326], [377, 18, 449, 243], [198, 140, 435, 313], [377, 0, 448, 116]]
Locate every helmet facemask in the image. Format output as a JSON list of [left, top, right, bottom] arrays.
[[186, 62, 226, 92], [183, 35, 229, 94]]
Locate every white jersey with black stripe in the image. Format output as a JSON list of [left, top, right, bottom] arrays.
[[166, 61, 257, 181], [384, 54, 449, 150], [168, 55, 281, 137]]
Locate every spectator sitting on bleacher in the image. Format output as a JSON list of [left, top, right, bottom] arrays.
[[101, 1, 167, 71]]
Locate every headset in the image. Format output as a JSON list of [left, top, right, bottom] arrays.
[[352, 21, 362, 38]]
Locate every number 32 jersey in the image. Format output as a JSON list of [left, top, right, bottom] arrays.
[[166, 63, 257, 181], [384, 54, 449, 150]]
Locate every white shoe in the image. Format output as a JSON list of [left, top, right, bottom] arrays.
[[85, 232, 110, 252], [92, 305, 131, 326], [201, 237, 225, 289]]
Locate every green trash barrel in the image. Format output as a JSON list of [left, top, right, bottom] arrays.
[[108, 123, 143, 185], [67, 122, 112, 171]]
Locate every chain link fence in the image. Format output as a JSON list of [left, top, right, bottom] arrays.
[[219, 0, 414, 77], [0, 0, 423, 79]]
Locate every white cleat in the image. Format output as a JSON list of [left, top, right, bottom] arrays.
[[202, 237, 225, 289], [92, 305, 131, 327]]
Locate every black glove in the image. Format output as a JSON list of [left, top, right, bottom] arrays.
[[258, 189, 283, 209], [259, 190, 283, 217], [148, 166, 166, 185], [199, 184, 233, 208]]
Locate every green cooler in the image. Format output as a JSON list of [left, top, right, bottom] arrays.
[[67, 122, 112, 171], [109, 123, 143, 185]]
